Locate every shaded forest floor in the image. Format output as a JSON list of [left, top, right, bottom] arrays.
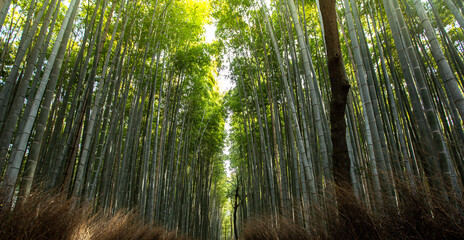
[[241, 187, 464, 240], [0, 190, 188, 240], [1, 187, 464, 240]]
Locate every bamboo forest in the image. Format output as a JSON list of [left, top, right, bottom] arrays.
[[1, 0, 464, 239]]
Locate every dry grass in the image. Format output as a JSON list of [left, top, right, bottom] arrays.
[[0, 190, 188, 240], [241, 186, 464, 240], [1, 186, 463, 240], [239, 216, 314, 240]]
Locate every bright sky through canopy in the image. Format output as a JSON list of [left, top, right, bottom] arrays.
[[204, 22, 233, 177], [204, 23, 233, 94]]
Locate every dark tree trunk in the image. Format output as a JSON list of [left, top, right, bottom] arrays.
[[233, 184, 240, 240], [319, 0, 352, 216]]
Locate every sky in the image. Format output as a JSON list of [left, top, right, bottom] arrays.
[[204, 23, 234, 177], [204, 23, 234, 94]]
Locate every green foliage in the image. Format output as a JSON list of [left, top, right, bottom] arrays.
[[2, 0, 464, 238]]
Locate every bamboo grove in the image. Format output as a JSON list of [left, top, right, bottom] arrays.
[[0, 0, 229, 239], [217, 0, 464, 236], [1, 0, 464, 239]]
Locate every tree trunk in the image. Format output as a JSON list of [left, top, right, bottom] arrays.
[[319, 0, 351, 219]]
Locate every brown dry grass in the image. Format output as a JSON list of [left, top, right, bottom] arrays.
[[0, 190, 188, 240], [241, 186, 464, 240], [1, 186, 463, 240]]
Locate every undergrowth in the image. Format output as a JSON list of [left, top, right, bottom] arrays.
[[0, 190, 187, 240], [241, 186, 464, 240], [1, 186, 463, 240]]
